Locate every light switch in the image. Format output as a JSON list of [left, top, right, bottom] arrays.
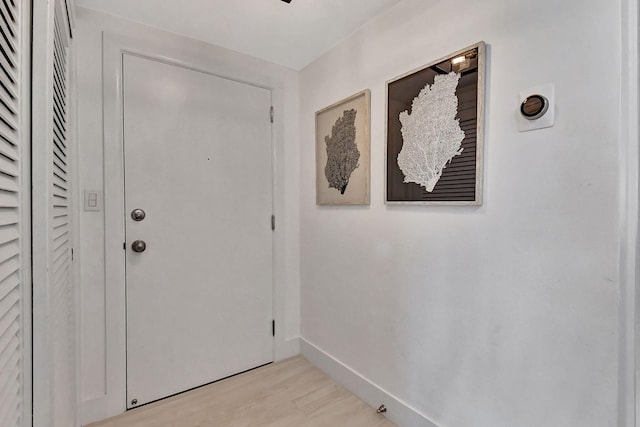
[[84, 190, 102, 212]]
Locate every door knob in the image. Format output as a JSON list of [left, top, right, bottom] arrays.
[[131, 209, 146, 221], [131, 240, 147, 253]]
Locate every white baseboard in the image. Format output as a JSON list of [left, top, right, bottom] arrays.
[[81, 395, 109, 426], [300, 338, 439, 427], [275, 336, 300, 361]]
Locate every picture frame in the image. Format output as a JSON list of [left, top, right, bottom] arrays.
[[386, 41, 485, 205], [316, 89, 371, 205]]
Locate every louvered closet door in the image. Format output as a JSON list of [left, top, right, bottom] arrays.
[[50, 2, 75, 425], [52, 0, 71, 327], [0, 1, 27, 427]]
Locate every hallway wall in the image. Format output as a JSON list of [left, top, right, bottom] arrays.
[[299, 0, 623, 426], [73, 1, 630, 425], [74, 7, 301, 424]]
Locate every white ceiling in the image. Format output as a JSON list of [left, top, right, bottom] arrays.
[[74, 0, 402, 70]]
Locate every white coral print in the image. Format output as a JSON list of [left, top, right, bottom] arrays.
[[397, 72, 465, 192]]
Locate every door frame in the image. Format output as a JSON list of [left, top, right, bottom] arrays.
[[619, 0, 639, 426], [102, 31, 286, 418]]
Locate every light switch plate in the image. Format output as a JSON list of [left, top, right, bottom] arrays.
[[517, 83, 555, 132], [84, 189, 102, 212]]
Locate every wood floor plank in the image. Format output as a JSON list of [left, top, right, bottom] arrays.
[[86, 357, 396, 427]]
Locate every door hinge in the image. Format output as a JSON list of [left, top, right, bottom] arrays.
[[272, 320, 275, 337], [123, 242, 126, 250], [270, 106, 274, 123], [71, 248, 74, 261], [271, 214, 275, 231]]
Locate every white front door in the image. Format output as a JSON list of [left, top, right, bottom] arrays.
[[123, 53, 274, 408]]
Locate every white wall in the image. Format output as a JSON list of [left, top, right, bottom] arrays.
[[75, 7, 300, 424], [299, 0, 623, 426]]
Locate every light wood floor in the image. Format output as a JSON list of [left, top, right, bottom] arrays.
[[87, 356, 396, 427]]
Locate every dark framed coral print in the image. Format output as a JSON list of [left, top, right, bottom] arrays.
[[316, 89, 371, 205], [386, 42, 485, 205]]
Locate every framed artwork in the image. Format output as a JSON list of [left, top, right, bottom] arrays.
[[316, 89, 371, 205], [386, 42, 486, 205]]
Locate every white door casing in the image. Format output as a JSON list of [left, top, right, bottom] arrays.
[[122, 53, 274, 407]]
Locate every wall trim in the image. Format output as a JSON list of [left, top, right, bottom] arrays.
[[80, 396, 108, 426], [300, 338, 439, 427], [276, 337, 301, 361], [618, 0, 639, 426]]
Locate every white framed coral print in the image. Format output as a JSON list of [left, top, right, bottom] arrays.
[[316, 89, 371, 205]]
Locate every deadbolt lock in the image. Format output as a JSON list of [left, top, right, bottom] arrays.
[[131, 208, 146, 221]]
